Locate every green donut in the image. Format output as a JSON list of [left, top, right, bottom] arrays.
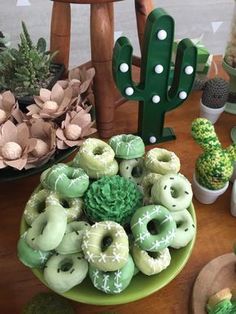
[[132, 244, 171, 276], [109, 134, 145, 159], [17, 233, 51, 268], [41, 163, 89, 198], [151, 173, 193, 211], [73, 138, 115, 171], [24, 188, 51, 225], [26, 205, 67, 251], [130, 205, 176, 252], [144, 148, 180, 174], [141, 172, 162, 205], [119, 158, 146, 187], [89, 254, 135, 294], [44, 252, 88, 293], [46, 192, 83, 223], [56, 221, 91, 254], [81, 221, 129, 271], [81, 159, 119, 179], [170, 209, 196, 249]]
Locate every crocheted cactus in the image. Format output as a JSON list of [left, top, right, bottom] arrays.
[[202, 77, 229, 108], [191, 118, 236, 190], [113, 8, 197, 145]]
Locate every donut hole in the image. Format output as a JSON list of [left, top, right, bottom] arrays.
[[176, 221, 183, 228], [170, 186, 179, 198], [131, 166, 143, 178], [158, 154, 171, 163], [93, 146, 104, 156], [101, 235, 113, 252], [59, 258, 73, 272], [37, 200, 46, 214], [147, 251, 159, 258], [147, 220, 160, 235], [60, 200, 70, 208]]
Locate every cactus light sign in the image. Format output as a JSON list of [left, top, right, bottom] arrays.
[[112, 8, 197, 145]]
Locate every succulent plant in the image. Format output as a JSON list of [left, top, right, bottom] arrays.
[[201, 77, 229, 108], [0, 22, 57, 97], [191, 118, 236, 190], [84, 175, 142, 225]]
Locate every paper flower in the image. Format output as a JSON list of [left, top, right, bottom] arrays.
[[26, 119, 56, 169], [26, 83, 75, 120], [0, 91, 16, 125], [84, 175, 142, 225], [56, 107, 96, 149], [0, 120, 36, 170]]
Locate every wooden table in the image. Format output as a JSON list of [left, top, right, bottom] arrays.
[[1, 56, 235, 313]]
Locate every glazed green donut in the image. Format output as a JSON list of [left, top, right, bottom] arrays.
[[73, 138, 115, 171], [144, 148, 180, 175], [81, 221, 129, 271], [17, 233, 51, 268], [170, 209, 196, 249], [46, 192, 83, 223], [151, 173, 193, 211], [89, 254, 135, 294], [56, 221, 91, 254], [24, 188, 51, 225], [132, 244, 171, 276], [41, 163, 89, 198], [130, 205, 176, 252], [81, 159, 119, 179], [26, 205, 67, 251], [109, 134, 145, 159], [44, 252, 88, 293], [119, 158, 145, 187], [141, 172, 162, 205]]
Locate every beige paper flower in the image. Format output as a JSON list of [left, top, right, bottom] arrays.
[[26, 83, 76, 121], [56, 106, 96, 149], [0, 120, 37, 170], [0, 91, 16, 125], [26, 119, 56, 169]]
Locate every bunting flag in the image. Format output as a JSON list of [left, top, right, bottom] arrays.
[[16, 0, 31, 6], [211, 21, 223, 34]]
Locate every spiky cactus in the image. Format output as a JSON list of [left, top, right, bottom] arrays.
[[191, 118, 236, 190], [112, 8, 197, 145]]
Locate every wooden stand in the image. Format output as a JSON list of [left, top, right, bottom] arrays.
[[50, 0, 154, 138]]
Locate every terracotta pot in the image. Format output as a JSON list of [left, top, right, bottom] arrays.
[[222, 59, 236, 114], [192, 173, 229, 204], [199, 99, 225, 124]]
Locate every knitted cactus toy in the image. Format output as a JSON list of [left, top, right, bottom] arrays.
[[191, 118, 236, 190], [113, 8, 197, 145], [201, 77, 229, 109]]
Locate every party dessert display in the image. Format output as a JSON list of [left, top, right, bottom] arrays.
[[18, 134, 196, 297], [112, 8, 197, 144], [191, 118, 236, 204]]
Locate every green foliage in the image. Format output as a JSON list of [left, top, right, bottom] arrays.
[[0, 22, 56, 97]]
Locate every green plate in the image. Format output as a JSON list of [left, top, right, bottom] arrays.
[[20, 203, 196, 305], [0, 147, 77, 183]]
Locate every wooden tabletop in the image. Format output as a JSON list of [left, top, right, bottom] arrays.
[[1, 56, 235, 313]]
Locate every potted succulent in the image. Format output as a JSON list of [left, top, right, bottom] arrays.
[[0, 22, 64, 111], [199, 77, 229, 124], [191, 118, 236, 204], [222, 0, 236, 113]]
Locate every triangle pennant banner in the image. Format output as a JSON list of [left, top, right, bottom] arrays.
[[211, 21, 223, 33], [16, 0, 31, 6]]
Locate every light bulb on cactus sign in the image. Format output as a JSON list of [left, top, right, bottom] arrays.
[[112, 8, 197, 145]]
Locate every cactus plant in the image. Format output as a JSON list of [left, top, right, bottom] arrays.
[[201, 77, 229, 109], [191, 118, 236, 190], [112, 8, 197, 145]]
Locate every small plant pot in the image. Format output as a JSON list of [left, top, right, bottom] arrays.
[[231, 179, 236, 217], [222, 59, 236, 114], [192, 173, 229, 204], [199, 99, 225, 124]]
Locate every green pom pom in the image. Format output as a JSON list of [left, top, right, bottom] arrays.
[[84, 175, 142, 225], [207, 299, 232, 314], [22, 292, 75, 314]]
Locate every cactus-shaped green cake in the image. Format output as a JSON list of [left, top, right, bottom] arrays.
[[191, 118, 236, 190], [112, 8, 197, 145], [202, 77, 229, 108]]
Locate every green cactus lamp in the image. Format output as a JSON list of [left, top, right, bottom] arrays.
[[191, 118, 236, 204], [112, 8, 197, 145]]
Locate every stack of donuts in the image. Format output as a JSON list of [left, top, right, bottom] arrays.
[[17, 134, 196, 295]]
